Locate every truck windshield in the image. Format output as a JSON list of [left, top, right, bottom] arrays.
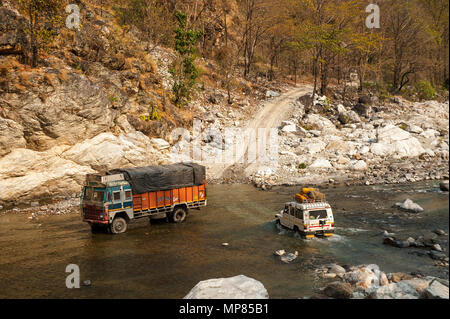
[[83, 187, 105, 202]]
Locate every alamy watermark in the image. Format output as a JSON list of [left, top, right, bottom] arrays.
[[65, 264, 80, 289], [64, 3, 381, 31], [65, 4, 80, 30], [170, 119, 279, 166], [366, 3, 381, 29]]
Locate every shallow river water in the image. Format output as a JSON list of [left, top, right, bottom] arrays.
[[0, 182, 448, 298]]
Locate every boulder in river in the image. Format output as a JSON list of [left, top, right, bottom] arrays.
[[329, 264, 346, 275], [184, 275, 269, 299], [368, 281, 419, 299], [393, 240, 411, 248], [433, 229, 447, 236], [394, 199, 424, 213], [440, 180, 449, 192], [383, 237, 396, 246], [323, 282, 353, 299], [421, 280, 449, 299], [281, 251, 298, 263]]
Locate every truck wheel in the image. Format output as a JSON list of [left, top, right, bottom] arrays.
[[110, 217, 128, 234], [170, 207, 187, 223]]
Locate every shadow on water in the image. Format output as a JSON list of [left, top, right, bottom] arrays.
[[0, 181, 448, 298]]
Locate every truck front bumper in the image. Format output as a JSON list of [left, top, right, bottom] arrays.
[[84, 219, 109, 225]]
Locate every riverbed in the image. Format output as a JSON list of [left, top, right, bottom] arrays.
[[0, 182, 448, 298]]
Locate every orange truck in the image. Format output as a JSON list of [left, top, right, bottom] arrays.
[[81, 163, 207, 234]]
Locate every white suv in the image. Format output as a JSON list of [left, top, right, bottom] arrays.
[[276, 202, 335, 239]]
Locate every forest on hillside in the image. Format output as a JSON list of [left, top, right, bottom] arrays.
[[9, 0, 450, 104]]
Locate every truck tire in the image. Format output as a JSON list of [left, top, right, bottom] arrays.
[[169, 207, 187, 223], [110, 217, 128, 234]]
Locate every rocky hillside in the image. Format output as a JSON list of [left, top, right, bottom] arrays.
[[0, 1, 288, 206]]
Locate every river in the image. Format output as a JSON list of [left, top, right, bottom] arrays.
[[0, 182, 448, 298]]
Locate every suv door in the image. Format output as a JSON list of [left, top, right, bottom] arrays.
[[281, 205, 290, 228]]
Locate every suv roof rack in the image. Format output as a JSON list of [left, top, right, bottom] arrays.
[[289, 202, 331, 210]]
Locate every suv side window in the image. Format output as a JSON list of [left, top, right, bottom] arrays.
[[289, 206, 295, 216]]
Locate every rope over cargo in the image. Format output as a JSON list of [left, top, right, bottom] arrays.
[[107, 163, 206, 194]]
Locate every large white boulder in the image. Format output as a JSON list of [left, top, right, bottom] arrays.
[[310, 159, 333, 169], [303, 114, 338, 133], [306, 140, 327, 154], [370, 125, 426, 158], [0, 146, 95, 202], [422, 280, 449, 299], [184, 275, 269, 299], [369, 282, 420, 299], [394, 199, 424, 213], [347, 160, 368, 171], [281, 121, 297, 133], [62, 131, 163, 170]]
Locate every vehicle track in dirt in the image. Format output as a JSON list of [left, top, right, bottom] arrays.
[[208, 85, 313, 182]]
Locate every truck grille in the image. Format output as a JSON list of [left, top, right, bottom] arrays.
[[83, 205, 103, 220]]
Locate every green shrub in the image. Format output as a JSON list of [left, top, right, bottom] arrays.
[[415, 81, 436, 101], [298, 163, 307, 170]]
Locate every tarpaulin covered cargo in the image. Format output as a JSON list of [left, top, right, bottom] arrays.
[[107, 163, 206, 194]]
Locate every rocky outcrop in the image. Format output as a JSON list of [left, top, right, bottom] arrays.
[[0, 7, 28, 56], [0, 132, 171, 204], [0, 117, 26, 156], [184, 275, 269, 299], [0, 71, 117, 152]]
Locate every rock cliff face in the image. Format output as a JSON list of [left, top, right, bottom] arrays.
[[0, 7, 28, 56], [0, 5, 180, 204], [0, 131, 172, 203], [1, 69, 117, 153]]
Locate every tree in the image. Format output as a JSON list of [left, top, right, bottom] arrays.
[[114, 0, 175, 50], [237, 0, 273, 78], [169, 10, 203, 107], [18, 0, 64, 67]]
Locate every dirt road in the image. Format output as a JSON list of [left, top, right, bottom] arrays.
[[208, 85, 313, 181]]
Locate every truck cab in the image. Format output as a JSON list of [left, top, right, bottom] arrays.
[[275, 202, 335, 239], [81, 174, 133, 233]]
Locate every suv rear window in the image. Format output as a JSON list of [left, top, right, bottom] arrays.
[[309, 210, 328, 219]]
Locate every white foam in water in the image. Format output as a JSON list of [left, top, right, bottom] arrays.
[[339, 227, 369, 234], [326, 234, 345, 242]]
